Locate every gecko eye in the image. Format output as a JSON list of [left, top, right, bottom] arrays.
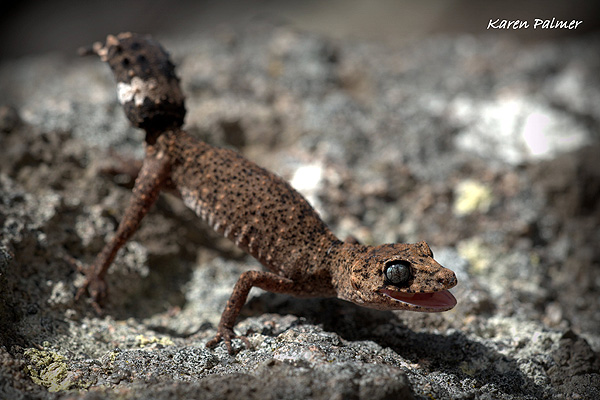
[[384, 261, 412, 286]]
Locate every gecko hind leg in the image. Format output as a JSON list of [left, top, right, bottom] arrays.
[[344, 235, 361, 244], [98, 150, 143, 187], [99, 150, 179, 194]]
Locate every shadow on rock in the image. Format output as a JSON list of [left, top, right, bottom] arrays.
[[245, 292, 547, 398]]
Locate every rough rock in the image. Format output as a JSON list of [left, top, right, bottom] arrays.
[[1, 23, 599, 399]]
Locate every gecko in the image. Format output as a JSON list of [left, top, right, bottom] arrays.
[[74, 32, 457, 354]]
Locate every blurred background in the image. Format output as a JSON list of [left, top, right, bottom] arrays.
[[1, 0, 599, 60]]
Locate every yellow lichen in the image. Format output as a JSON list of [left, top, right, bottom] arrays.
[[457, 238, 492, 274], [23, 348, 74, 392], [453, 180, 493, 216], [135, 334, 174, 347]]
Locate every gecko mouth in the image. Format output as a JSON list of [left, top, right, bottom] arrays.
[[380, 289, 457, 311]]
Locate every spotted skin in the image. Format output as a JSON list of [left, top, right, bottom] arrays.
[[76, 32, 458, 354]]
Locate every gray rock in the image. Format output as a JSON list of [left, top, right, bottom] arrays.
[[1, 23, 599, 399]]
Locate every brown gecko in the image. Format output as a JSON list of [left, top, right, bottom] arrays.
[[75, 32, 457, 354]]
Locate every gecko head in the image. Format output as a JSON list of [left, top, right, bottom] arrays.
[[342, 241, 457, 312], [81, 32, 186, 140]]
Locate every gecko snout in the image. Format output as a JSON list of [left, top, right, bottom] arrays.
[[439, 269, 458, 289]]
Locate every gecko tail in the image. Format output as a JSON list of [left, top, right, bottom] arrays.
[[77, 45, 95, 57], [78, 38, 110, 59]]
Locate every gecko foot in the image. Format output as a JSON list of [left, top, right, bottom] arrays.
[[65, 255, 107, 315], [206, 327, 251, 355]]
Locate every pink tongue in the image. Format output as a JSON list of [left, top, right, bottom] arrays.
[[381, 289, 457, 311]]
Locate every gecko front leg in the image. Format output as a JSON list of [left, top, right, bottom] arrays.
[[75, 152, 171, 312], [206, 270, 298, 354]]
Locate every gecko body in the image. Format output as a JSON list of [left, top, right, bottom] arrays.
[[77, 32, 457, 354]]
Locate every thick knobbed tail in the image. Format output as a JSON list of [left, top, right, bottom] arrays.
[[82, 32, 186, 140]]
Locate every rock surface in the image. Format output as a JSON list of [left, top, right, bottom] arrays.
[[1, 23, 599, 399]]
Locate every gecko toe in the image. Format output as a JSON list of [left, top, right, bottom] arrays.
[[65, 255, 86, 274], [91, 301, 104, 316], [206, 329, 250, 355], [71, 261, 108, 315], [74, 285, 87, 301]]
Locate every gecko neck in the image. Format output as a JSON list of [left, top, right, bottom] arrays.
[[325, 241, 368, 302], [145, 130, 161, 145]]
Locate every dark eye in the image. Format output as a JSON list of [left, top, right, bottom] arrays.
[[384, 261, 412, 286]]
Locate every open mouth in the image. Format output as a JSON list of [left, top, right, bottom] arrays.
[[380, 288, 457, 311]]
